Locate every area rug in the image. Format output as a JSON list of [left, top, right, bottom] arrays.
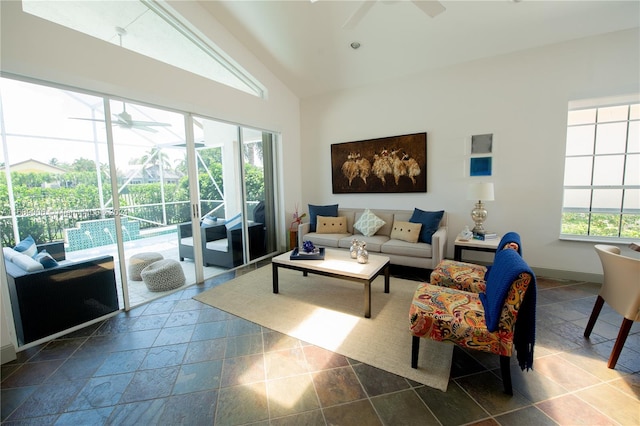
[[194, 265, 453, 391]]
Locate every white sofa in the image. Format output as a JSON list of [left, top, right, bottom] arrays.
[[297, 208, 447, 269]]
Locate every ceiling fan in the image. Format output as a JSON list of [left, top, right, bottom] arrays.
[[342, 0, 445, 29], [70, 103, 171, 133]]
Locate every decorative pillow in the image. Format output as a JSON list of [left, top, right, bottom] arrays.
[[3, 247, 21, 261], [354, 209, 386, 237], [11, 253, 44, 272], [390, 221, 422, 243], [316, 216, 347, 234], [34, 250, 59, 269], [225, 212, 242, 230], [14, 235, 37, 258], [409, 209, 444, 244], [201, 214, 218, 227], [308, 204, 338, 232]]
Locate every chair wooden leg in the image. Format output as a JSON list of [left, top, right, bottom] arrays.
[[411, 336, 420, 369], [500, 355, 513, 395], [584, 295, 605, 338], [608, 318, 633, 369]]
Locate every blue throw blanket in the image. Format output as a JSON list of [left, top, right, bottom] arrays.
[[480, 248, 536, 370], [484, 232, 522, 280]]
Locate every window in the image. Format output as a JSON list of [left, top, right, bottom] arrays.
[[561, 99, 640, 240], [22, 0, 265, 98]]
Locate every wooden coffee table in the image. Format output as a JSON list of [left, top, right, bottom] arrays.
[[271, 248, 390, 318]]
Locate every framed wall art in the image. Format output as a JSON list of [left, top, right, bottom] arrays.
[[468, 133, 494, 177], [331, 132, 427, 194]]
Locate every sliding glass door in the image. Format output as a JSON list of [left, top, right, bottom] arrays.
[[2, 76, 280, 345]]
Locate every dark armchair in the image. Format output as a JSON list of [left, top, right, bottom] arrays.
[[178, 221, 265, 269]]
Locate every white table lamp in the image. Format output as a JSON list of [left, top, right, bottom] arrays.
[[467, 182, 494, 233]]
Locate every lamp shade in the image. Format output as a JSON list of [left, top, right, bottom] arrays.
[[467, 182, 494, 201]]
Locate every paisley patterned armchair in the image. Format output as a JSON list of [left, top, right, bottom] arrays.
[[429, 232, 522, 293], [410, 248, 536, 395]]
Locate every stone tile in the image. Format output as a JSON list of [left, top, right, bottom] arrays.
[[220, 353, 266, 387], [270, 409, 325, 426], [312, 366, 366, 407], [532, 354, 602, 391], [129, 313, 170, 331], [508, 362, 568, 403], [172, 359, 222, 395], [454, 371, 530, 416], [263, 330, 301, 352], [302, 345, 350, 372], [163, 310, 200, 327], [575, 383, 640, 425], [139, 343, 188, 370], [191, 320, 228, 341], [184, 338, 227, 363], [157, 390, 218, 424], [66, 373, 133, 410], [1, 359, 65, 388], [352, 363, 410, 396], [415, 382, 487, 426], [215, 382, 269, 425], [7, 380, 86, 423], [226, 317, 261, 337], [536, 394, 617, 425], [152, 324, 195, 346], [493, 405, 557, 426], [371, 389, 438, 426], [322, 399, 382, 426], [54, 407, 114, 425], [44, 354, 108, 383], [224, 333, 263, 358], [0, 386, 37, 421], [266, 374, 320, 418], [265, 347, 309, 380], [119, 367, 180, 403], [607, 372, 640, 399], [93, 348, 148, 376], [29, 338, 86, 362]]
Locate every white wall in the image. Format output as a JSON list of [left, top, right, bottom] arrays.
[[0, 1, 302, 354], [300, 28, 640, 277]]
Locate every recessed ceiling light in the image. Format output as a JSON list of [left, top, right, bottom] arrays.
[[350, 41, 361, 50]]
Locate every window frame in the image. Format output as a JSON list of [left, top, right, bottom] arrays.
[[560, 96, 640, 242]]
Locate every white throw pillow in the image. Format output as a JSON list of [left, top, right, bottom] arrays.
[[3, 247, 21, 261], [12, 253, 45, 272], [354, 209, 386, 237]]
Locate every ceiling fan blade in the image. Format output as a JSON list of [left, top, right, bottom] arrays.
[[129, 120, 171, 127], [412, 0, 445, 18], [342, 0, 375, 29], [69, 117, 105, 123]]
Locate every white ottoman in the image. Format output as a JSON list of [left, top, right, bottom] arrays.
[[141, 259, 185, 292], [128, 252, 164, 281]]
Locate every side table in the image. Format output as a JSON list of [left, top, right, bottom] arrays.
[[454, 236, 501, 261]]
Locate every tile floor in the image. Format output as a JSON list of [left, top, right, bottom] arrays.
[[1, 263, 639, 425]]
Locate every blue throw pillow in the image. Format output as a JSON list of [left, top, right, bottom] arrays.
[[34, 250, 59, 269], [14, 235, 37, 258], [308, 204, 338, 232], [409, 209, 444, 244], [225, 212, 242, 231]]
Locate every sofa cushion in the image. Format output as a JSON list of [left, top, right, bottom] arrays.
[[354, 209, 386, 237], [409, 209, 444, 244], [34, 250, 59, 269], [12, 252, 45, 272], [304, 232, 342, 248], [390, 221, 422, 243], [339, 235, 388, 252], [309, 204, 339, 232], [381, 239, 433, 258], [14, 235, 37, 258], [316, 216, 347, 234]]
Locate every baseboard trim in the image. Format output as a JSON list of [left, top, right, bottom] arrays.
[[1, 343, 17, 364], [531, 267, 602, 284]]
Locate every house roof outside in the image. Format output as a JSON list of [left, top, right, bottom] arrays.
[[9, 159, 67, 174]]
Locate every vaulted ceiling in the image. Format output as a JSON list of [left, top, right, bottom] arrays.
[[200, 1, 640, 99]]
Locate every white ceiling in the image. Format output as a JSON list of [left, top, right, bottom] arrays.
[[200, 0, 640, 99]]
